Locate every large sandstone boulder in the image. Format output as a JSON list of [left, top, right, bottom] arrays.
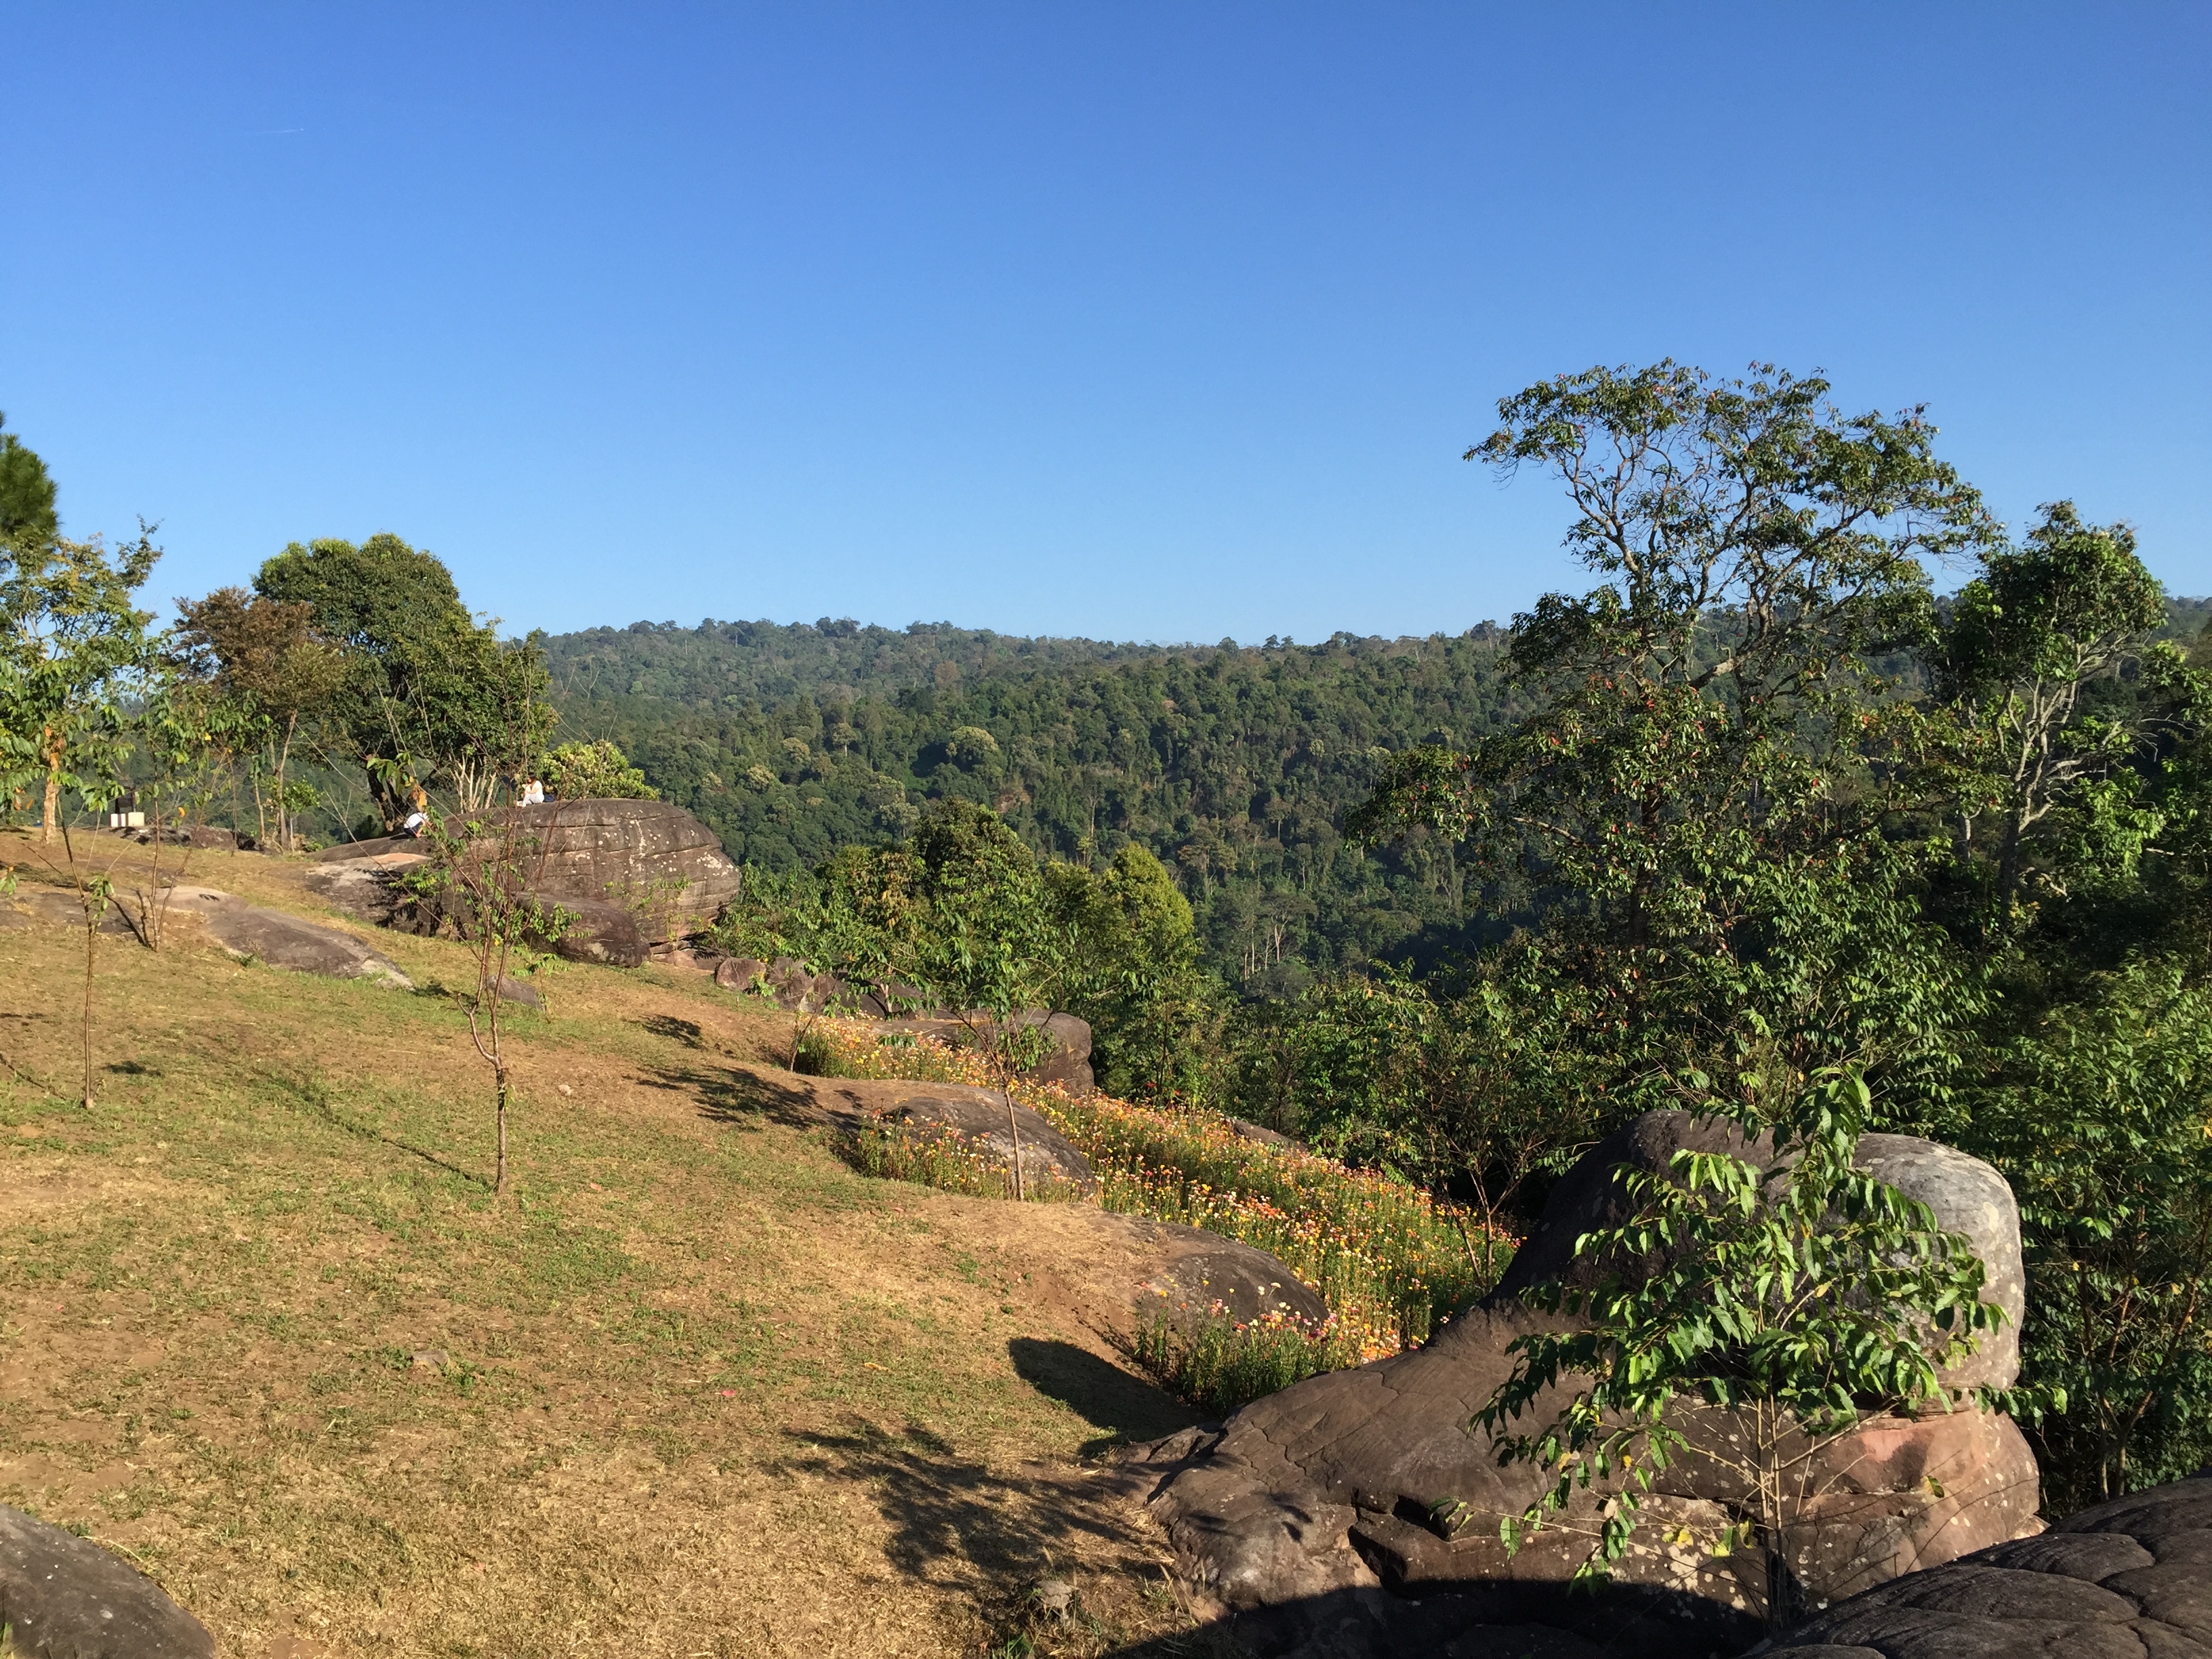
[[0, 1502, 215, 1657], [1121, 1111, 2039, 1658], [1496, 1115, 2024, 1391], [1768, 1469, 2212, 1655], [509, 799, 739, 941]]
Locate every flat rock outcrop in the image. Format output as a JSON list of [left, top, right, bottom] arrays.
[[0, 1501, 215, 1657], [1120, 1111, 2039, 1658], [159, 888, 412, 987], [1767, 1469, 2212, 1656]]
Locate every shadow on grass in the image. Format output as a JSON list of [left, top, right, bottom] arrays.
[[1008, 1338, 1199, 1454], [775, 1420, 1170, 1611], [271, 1072, 489, 1189], [638, 1014, 705, 1048], [640, 1061, 821, 1130]]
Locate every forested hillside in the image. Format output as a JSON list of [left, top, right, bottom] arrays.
[[548, 623, 1516, 985], [546, 602, 2212, 988]]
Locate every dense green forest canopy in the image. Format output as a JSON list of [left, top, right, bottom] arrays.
[[544, 605, 2211, 989], [548, 621, 1530, 986]]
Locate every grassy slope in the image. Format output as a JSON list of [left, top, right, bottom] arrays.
[[0, 843, 1200, 1658]]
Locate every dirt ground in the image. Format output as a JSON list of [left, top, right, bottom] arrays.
[[0, 836, 1213, 1658]]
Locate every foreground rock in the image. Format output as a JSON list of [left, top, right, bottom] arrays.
[[1767, 1469, 2212, 1655], [160, 887, 412, 988], [1, 886, 138, 935], [1120, 1111, 2039, 1658], [0, 1502, 215, 1657]]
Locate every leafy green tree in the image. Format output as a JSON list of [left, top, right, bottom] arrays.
[[1354, 361, 1994, 1128], [1236, 951, 1606, 1260], [541, 738, 657, 800], [1963, 955, 2212, 1510], [1, 531, 161, 840], [1935, 502, 2171, 920], [1475, 1071, 2013, 1631], [1046, 841, 1219, 1100], [0, 413, 59, 548], [255, 535, 552, 820], [171, 587, 346, 848]]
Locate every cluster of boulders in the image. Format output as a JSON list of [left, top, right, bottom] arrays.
[[1111, 1110, 2044, 1659], [1766, 1469, 2211, 1656]]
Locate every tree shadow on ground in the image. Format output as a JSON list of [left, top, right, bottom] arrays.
[[636, 1014, 705, 1048], [639, 1059, 821, 1130], [775, 1420, 1181, 1636], [269, 1071, 489, 1189], [1008, 1337, 1202, 1454]]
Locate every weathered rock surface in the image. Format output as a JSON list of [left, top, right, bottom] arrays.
[[0, 1501, 216, 1658], [1767, 1470, 2212, 1655], [508, 799, 739, 940], [1, 886, 138, 935], [300, 848, 427, 926], [1497, 1115, 2023, 1392], [311, 833, 422, 862], [158, 888, 412, 987], [1122, 1110, 2039, 1658], [861, 1010, 1097, 1094], [714, 954, 767, 992], [534, 893, 650, 968], [809, 1076, 1099, 1194]]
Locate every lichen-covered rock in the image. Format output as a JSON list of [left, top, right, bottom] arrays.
[[0, 1502, 216, 1658], [536, 893, 650, 968], [510, 799, 739, 940], [1124, 1110, 2040, 1657], [1767, 1471, 2212, 1655]]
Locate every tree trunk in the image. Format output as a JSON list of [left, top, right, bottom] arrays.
[[494, 1061, 510, 1196], [1005, 1086, 1026, 1201], [80, 900, 100, 1108], [275, 712, 299, 851], [1996, 803, 2027, 922], [41, 737, 61, 843]]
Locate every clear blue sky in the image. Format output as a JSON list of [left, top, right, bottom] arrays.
[[4, 4, 2206, 644]]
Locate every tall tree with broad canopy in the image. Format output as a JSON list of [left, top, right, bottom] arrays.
[[1353, 360, 1997, 1126], [255, 535, 552, 822]]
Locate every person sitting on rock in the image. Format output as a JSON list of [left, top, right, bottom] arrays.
[[402, 783, 431, 836], [519, 777, 546, 805]]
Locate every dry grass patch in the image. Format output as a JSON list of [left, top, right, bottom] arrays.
[[0, 847, 1202, 1657]]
